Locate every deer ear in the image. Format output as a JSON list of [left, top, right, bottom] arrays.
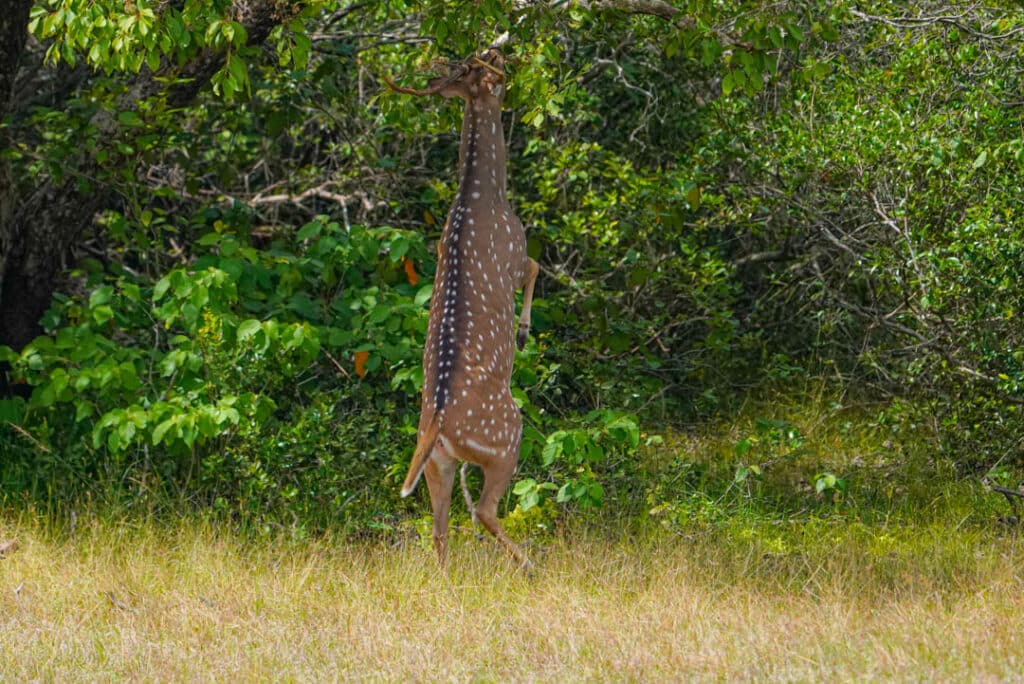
[[487, 82, 504, 98]]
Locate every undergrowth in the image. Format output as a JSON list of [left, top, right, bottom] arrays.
[[3, 386, 1021, 679]]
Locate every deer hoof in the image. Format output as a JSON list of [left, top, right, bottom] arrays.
[[516, 328, 528, 350]]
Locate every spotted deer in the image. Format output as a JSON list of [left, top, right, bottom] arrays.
[[385, 50, 539, 569]]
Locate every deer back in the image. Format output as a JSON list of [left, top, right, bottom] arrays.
[[414, 52, 528, 433]]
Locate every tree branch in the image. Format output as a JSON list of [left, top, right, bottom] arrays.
[[850, 7, 1024, 42]]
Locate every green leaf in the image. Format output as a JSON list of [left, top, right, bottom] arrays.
[[237, 319, 262, 342], [414, 285, 434, 307], [542, 433, 565, 466], [153, 276, 171, 302], [296, 222, 323, 241], [722, 72, 735, 96], [605, 415, 639, 448], [118, 111, 143, 127], [512, 478, 536, 496], [228, 55, 249, 95], [74, 400, 93, 423], [32, 384, 56, 409], [89, 285, 113, 308], [253, 396, 276, 423], [685, 186, 701, 210], [0, 398, 25, 424], [121, 282, 141, 302], [92, 305, 114, 324], [972, 149, 988, 170]]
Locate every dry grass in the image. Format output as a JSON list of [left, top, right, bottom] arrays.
[[1, 515, 1024, 682]]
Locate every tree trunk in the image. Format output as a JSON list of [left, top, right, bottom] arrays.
[[0, 0, 299, 396], [2, 180, 110, 351], [0, 1, 34, 394], [0, 1, 34, 310]]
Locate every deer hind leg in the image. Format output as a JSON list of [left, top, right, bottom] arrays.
[[475, 462, 529, 568], [467, 419, 530, 569], [423, 447, 457, 566], [516, 257, 540, 350]]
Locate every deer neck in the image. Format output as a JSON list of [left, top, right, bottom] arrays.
[[457, 98, 506, 201]]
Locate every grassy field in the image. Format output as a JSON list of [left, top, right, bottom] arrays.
[[2, 504, 1024, 682]]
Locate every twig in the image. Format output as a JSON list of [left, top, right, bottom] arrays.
[[322, 349, 352, 380], [4, 422, 51, 453], [985, 480, 1024, 524], [988, 482, 1024, 500], [102, 590, 136, 612]]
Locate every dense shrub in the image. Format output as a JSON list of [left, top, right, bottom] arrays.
[[2, 2, 1023, 531]]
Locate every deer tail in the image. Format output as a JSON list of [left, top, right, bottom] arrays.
[[400, 414, 441, 498]]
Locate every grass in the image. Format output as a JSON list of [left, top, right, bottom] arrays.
[[2, 388, 1019, 680], [2, 505, 1024, 682]]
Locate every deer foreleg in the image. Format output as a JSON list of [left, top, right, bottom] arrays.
[[460, 462, 478, 525], [516, 257, 540, 350]]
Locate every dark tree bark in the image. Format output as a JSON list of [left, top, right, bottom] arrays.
[[0, 1, 34, 300], [0, 0, 299, 396], [0, 0, 35, 395]]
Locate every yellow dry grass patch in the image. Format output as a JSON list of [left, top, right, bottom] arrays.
[[1, 519, 1023, 681]]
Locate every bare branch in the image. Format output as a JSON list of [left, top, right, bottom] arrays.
[[249, 185, 381, 212], [850, 7, 1024, 41]]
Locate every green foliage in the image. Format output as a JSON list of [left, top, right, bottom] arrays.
[[1, 217, 428, 523], [5, 0, 1024, 537], [513, 410, 640, 512], [814, 471, 847, 502], [704, 3, 1024, 468], [28, 0, 315, 99]]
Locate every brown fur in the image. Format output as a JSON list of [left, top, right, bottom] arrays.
[[390, 50, 539, 569]]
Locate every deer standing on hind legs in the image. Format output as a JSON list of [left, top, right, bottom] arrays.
[[385, 50, 539, 570]]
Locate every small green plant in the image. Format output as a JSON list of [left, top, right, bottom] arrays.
[[985, 464, 1015, 489], [514, 410, 641, 512], [813, 471, 848, 502], [732, 418, 812, 489], [512, 478, 558, 512]]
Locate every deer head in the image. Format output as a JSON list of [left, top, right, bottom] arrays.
[[383, 49, 507, 101]]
